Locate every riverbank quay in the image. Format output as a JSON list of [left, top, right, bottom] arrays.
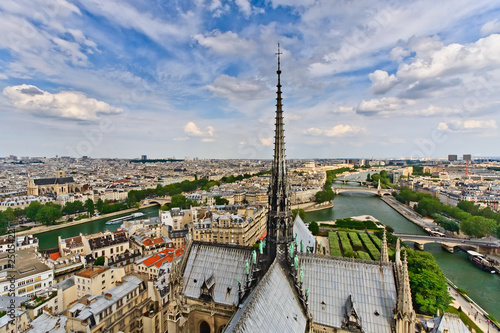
[[447, 278, 500, 333], [303, 201, 334, 212], [381, 195, 436, 229], [14, 204, 158, 237]]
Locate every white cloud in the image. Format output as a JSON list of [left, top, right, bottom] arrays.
[[389, 46, 410, 61], [205, 75, 269, 100], [259, 137, 273, 146], [356, 97, 416, 116], [332, 106, 355, 113], [304, 124, 365, 137], [77, 0, 192, 44], [3, 84, 122, 121], [481, 19, 500, 36], [183, 122, 215, 140], [368, 70, 398, 94], [235, 0, 251, 17], [397, 34, 500, 81], [438, 119, 497, 132], [194, 30, 256, 56]]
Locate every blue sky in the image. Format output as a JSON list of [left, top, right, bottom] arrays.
[[1, 0, 500, 159]]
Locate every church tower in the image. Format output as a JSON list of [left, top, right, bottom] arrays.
[[267, 44, 293, 261]]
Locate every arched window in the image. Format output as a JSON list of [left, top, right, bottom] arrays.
[[200, 321, 210, 333]]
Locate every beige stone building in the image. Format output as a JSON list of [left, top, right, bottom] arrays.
[[192, 204, 267, 246], [75, 266, 126, 299]]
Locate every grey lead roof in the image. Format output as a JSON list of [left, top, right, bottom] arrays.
[[183, 243, 253, 306], [293, 215, 315, 253], [426, 313, 471, 333], [300, 255, 397, 333], [225, 261, 307, 333]]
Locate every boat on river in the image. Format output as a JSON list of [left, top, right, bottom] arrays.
[[105, 212, 145, 225], [467, 250, 496, 274]]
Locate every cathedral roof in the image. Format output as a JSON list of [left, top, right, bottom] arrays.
[[424, 313, 471, 333], [224, 260, 307, 333], [182, 243, 254, 306], [292, 215, 315, 253], [33, 177, 74, 185], [300, 255, 397, 332]]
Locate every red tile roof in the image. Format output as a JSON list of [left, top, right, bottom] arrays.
[[142, 237, 164, 246], [140, 247, 184, 267], [50, 253, 60, 261]]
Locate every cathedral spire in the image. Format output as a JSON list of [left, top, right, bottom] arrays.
[[395, 238, 401, 266], [380, 229, 389, 264], [267, 44, 293, 260], [395, 251, 416, 333]]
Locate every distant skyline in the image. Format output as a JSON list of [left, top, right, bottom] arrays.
[[1, 1, 500, 159]]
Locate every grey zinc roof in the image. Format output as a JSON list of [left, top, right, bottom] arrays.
[[300, 255, 397, 333], [27, 313, 68, 333], [293, 215, 315, 253], [225, 261, 307, 333], [55, 276, 75, 291], [183, 243, 253, 306]]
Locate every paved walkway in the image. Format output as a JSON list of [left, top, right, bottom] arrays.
[[448, 282, 499, 333], [316, 236, 330, 255]]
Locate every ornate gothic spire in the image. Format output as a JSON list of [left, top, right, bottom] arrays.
[[395, 238, 401, 266], [395, 251, 416, 333], [380, 229, 389, 264], [267, 44, 293, 260]]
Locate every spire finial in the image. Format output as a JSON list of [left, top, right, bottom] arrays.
[[276, 43, 282, 73]]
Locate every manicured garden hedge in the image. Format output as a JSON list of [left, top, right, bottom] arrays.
[[328, 231, 342, 257]]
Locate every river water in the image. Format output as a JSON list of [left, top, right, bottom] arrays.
[[305, 184, 500, 320], [36, 206, 160, 251]]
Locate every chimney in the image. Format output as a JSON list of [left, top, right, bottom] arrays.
[[104, 293, 113, 300]]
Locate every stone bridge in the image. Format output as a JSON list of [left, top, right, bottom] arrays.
[[394, 233, 500, 254], [144, 196, 171, 206], [334, 187, 393, 197]]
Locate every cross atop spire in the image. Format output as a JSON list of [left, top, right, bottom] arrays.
[[276, 43, 282, 74]]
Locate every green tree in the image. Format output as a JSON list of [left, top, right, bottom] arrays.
[[160, 204, 169, 211], [406, 248, 451, 316], [0, 212, 8, 235], [169, 194, 187, 209], [460, 216, 496, 238], [25, 201, 43, 220], [94, 256, 105, 266], [308, 221, 319, 235], [315, 189, 335, 203], [4, 208, 15, 222], [84, 199, 95, 217], [292, 209, 306, 221], [457, 201, 479, 215], [96, 199, 105, 214], [366, 173, 371, 181], [13, 208, 25, 218], [127, 192, 137, 208], [214, 196, 229, 205], [35, 206, 62, 225]]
